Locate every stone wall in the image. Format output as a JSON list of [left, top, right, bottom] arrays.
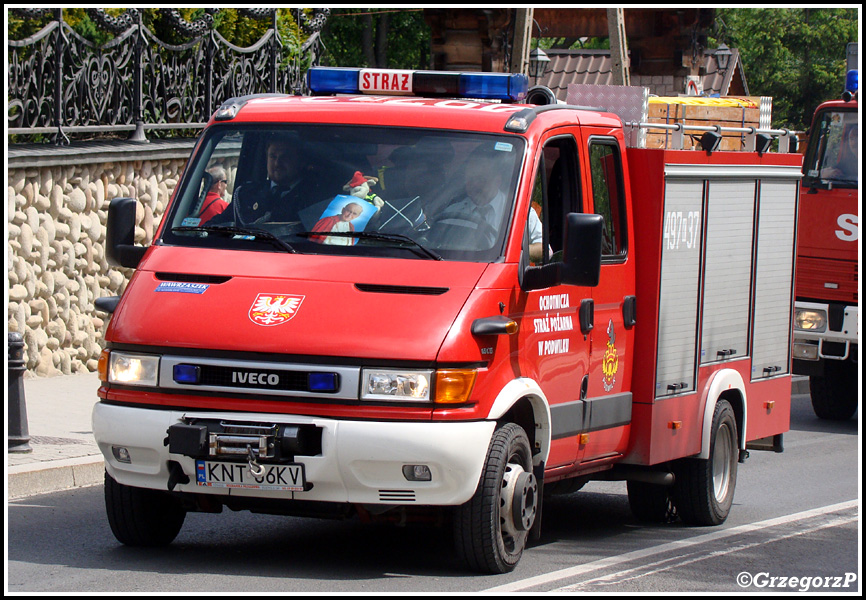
[[7, 139, 196, 376]]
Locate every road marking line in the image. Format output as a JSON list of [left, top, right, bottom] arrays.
[[555, 513, 859, 591], [482, 500, 858, 593]]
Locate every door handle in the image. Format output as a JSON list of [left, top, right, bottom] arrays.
[[622, 295, 636, 328], [579, 299, 594, 335]]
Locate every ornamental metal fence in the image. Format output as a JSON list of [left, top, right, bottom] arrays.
[[8, 8, 330, 144]]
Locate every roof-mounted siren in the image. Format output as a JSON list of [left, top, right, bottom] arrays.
[[525, 85, 563, 106], [842, 70, 858, 102], [842, 42, 858, 102]]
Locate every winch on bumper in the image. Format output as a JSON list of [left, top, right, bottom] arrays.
[[92, 402, 496, 506]]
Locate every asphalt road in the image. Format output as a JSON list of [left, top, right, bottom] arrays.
[[6, 392, 860, 594]]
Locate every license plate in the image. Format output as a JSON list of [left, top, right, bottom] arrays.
[[196, 460, 306, 491]]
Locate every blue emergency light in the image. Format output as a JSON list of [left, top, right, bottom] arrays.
[[845, 69, 858, 94], [173, 364, 200, 384], [307, 67, 528, 102], [308, 372, 338, 392]]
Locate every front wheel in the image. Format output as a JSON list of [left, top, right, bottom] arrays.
[[672, 400, 738, 525], [454, 423, 538, 573], [104, 471, 186, 546], [810, 360, 858, 420]]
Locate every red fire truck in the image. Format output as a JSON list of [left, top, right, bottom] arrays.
[[793, 49, 859, 420], [94, 68, 801, 573]]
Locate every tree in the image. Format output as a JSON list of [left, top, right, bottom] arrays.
[[321, 8, 430, 69], [711, 8, 858, 131]]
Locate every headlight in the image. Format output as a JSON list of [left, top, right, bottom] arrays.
[[362, 369, 432, 402], [794, 309, 827, 332], [107, 352, 160, 386], [361, 368, 478, 404]]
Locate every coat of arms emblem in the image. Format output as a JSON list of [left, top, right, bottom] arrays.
[[248, 294, 304, 326], [602, 319, 619, 392]]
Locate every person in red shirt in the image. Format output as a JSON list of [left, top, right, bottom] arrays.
[[199, 166, 229, 224]]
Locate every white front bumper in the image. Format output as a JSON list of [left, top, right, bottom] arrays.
[[92, 403, 495, 506], [793, 301, 858, 361]]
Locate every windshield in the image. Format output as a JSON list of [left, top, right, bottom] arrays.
[[161, 125, 525, 262], [803, 109, 858, 188]]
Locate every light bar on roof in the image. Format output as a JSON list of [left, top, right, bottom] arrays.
[[307, 67, 528, 102]]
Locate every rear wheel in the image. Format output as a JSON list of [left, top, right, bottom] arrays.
[[627, 480, 677, 523], [454, 423, 537, 573], [672, 400, 738, 525], [104, 471, 186, 546]]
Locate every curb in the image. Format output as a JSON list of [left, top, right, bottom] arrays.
[[7, 456, 104, 499]]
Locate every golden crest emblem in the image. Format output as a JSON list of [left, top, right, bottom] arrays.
[[602, 319, 619, 392]]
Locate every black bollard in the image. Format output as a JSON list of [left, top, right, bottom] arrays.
[[8, 332, 32, 453]]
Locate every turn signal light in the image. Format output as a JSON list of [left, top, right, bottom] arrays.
[[98, 349, 110, 381], [434, 370, 477, 404]]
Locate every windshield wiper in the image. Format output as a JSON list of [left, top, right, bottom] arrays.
[[172, 225, 297, 254], [297, 231, 443, 260]]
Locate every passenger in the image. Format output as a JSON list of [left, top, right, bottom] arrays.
[[198, 166, 229, 225], [385, 137, 455, 216]]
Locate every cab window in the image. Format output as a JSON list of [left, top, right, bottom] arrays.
[[160, 125, 525, 263], [804, 110, 858, 188], [588, 139, 627, 260], [527, 136, 582, 264]]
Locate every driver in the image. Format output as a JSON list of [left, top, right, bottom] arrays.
[[215, 134, 315, 225], [821, 125, 858, 181], [436, 145, 543, 255]]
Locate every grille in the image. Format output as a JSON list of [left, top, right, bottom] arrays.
[[197, 365, 330, 393], [795, 257, 858, 303], [379, 490, 416, 502]]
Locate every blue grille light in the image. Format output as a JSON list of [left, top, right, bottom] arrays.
[[308, 372, 338, 392], [173, 364, 200, 384]]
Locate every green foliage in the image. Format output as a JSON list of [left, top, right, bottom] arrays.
[[7, 8, 301, 49], [321, 8, 430, 69], [711, 8, 858, 130]]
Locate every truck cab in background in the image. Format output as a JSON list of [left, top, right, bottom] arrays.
[[793, 48, 859, 420]]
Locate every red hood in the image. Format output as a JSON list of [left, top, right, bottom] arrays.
[[106, 246, 486, 362]]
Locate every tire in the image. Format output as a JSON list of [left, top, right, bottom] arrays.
[[454, 423, 538, 574], [672, 400, 738, 526], [810, 360, 858, 421], [627, 480, 677, 524], [104, 471, 186, 546]]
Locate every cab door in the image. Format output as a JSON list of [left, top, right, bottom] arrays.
[[577, 130, 636, 462], [514, 132, 592, 469]]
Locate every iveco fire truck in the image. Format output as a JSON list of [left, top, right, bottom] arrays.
[[793, 43, 859, 420], [94, 67, 801, 573]]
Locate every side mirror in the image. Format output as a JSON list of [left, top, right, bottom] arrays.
[[521, 212, 603, 291], [105, 197, 147, 269], [561, 212, 603, 287]]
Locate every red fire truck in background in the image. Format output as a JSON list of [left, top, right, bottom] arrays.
[[793, 43, 859, 420], [94, 67, 801, 573]]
